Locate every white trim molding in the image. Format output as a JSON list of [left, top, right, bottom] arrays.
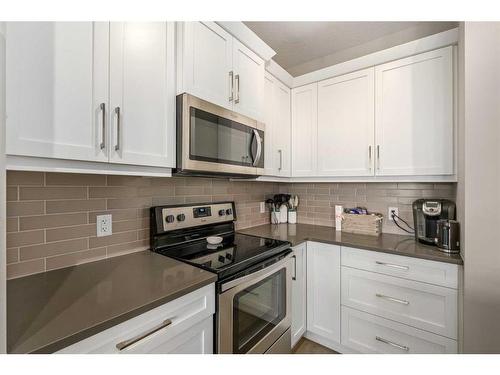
[[235, 174, 458, 183], [216, 22, 276, 61], [293, 28, 459, 88], [6, 156, 173, 177], [265, 59, 293, 88]]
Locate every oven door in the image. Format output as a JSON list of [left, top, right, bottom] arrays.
[[177, 93, 264, 176], [218, 254, 291, 354]]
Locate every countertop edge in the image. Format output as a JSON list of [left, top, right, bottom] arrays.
[[291, 237, 463, 265], [23, 275, 217, 354]]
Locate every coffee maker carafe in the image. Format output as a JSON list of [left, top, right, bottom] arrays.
[[412, 199, 456, 245]]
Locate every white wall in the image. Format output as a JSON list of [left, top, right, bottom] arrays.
[[462, 22, 500, 353], [0, 21, 6, 354]]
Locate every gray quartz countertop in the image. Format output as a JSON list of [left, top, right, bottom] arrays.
[[238, 223, 463, 265], [7, 251, 217, 354]]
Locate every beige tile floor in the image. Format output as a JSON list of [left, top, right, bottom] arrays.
[[292, 338, 339, 354]]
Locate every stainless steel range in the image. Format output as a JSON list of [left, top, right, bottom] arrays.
[[150, 202, 292, 354]]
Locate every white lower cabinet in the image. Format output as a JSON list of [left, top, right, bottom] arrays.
[[291, 243, 307, 348], [306, 242, 341, 345], [341, 306, 457, 354], [341, 264, 458, 339], [296, 242, 459, 354], [57, 284, 215, 354]]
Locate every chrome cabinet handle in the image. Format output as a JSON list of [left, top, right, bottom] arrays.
[[234, 74, 240, 104], [229, 71, 234, 102], [278, 149, 283, 171], [114, 107, 121, 151], [376, 293, 409, 305], [375, 261, 409, 271], [116, 319, 172, 351], [99, 103, 106, 150], [376, 145, 380, 170], [375, 336, 409, 352], [252, 129, 262, 166], [368, 145, 372, 170], [292, 255, 297, 281]]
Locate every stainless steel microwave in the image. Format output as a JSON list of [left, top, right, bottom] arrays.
[[176, 93, 265, 177]]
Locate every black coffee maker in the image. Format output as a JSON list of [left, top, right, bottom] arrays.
[[412, 199, 456, 245]]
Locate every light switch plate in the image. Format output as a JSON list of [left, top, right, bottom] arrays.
[[97, 214, 112, 237]]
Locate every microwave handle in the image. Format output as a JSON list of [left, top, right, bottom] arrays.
[[251, 129, 262, 167]]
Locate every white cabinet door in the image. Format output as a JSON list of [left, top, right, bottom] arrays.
[[291, 83, 318, 177], [109, 22, 175, 167], [264, 73, 277, 175], [124, 316, 213, 354], [274, 80, 291, 177], [306, 242, 341, 344], [291, 243, 307, 348], [6, 22, 109, 162], [317, 68, 375, 176], [341, 306, 457, 354], [232, 39, 265, 121], [375, 46, 454, 176], [58, 284, 215, 354], [179, 22, 233, 110], [264, 73, 291, 177]]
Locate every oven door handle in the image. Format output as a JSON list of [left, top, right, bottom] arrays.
[[220, 253, 292, 292]]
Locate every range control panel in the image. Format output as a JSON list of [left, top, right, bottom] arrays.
[[161, 202, 235, 232]]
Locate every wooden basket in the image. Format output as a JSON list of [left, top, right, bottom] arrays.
[[341, 213, 383, 236]]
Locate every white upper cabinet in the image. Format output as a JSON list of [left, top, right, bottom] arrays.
[[264, 72, 291, 177], [375, 46, 454, 176], [178, 22, 265, 121], [109, 22, 175, 167], [232, 39, 265, 121], [6, 22, 109, 162], [317, 68, 375, 176], [291, 83, 318, 177], [264, 73, 276, 175], [274, 80, 292, 176], [178, 22, 233, 110], [6, 21, 176, 170]]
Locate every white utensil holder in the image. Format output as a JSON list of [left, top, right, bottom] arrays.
[[288, 210, 297, 224]]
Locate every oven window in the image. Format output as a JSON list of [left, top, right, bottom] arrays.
[[232, 269, 286, 354], [189, 107, 256, 167]]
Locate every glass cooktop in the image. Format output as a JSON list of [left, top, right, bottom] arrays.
[[154, 232, 291, 279]]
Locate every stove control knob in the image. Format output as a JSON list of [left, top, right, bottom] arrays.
[[218, 209, 225, 216], [166, 215, 175, 223], [226, 208, 233, 216], [218, 255, 226, 263], [177, 214, 186, 222]]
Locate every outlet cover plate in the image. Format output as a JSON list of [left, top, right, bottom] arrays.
[[97, 214, 112, 237], [388, 207, 399, 222], [260, 202, 266, 213]]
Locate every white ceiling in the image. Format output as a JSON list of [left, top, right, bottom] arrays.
[[244, 22, 458, 76]]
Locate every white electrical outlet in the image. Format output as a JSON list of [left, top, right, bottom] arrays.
[[260, 202, 266, 214], [97, 214, 112, 237], [388, 207, 399, 222]]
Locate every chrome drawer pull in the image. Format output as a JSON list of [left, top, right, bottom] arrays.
[[116, 319, 172, 351], [375, 293, 409, 305], [292, 254, 297, 280], [375, 261, 409, 271], [375, 336, 409, 352]]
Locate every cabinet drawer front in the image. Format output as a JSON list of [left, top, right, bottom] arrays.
[[341, 267, 457, 338], [58, 284, 215, 353], [341, 307, 457, 354], [341, 246, 459, 288]]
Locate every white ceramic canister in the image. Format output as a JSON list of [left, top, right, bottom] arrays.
[[279, 204, 288, 223], [288, 210, 297, 224]]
